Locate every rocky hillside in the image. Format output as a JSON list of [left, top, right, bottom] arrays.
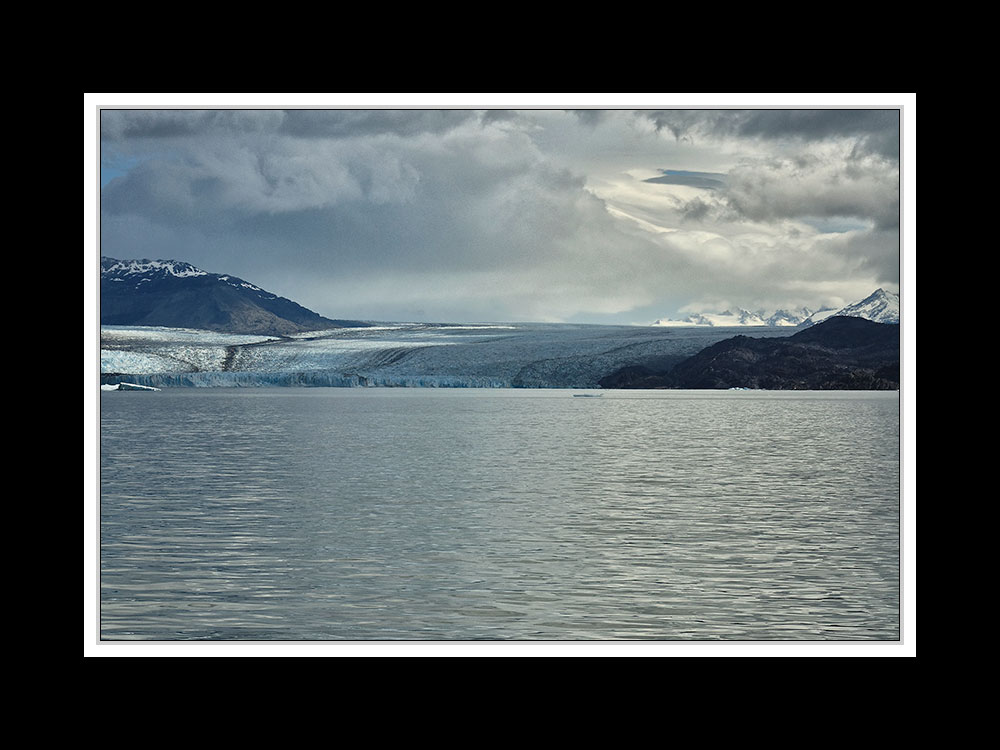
[[100, 257, 369, 336], [600, 316, 900, 390]]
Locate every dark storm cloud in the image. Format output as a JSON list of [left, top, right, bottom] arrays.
[[101, 109, 214, 139], [101, 109, 483, 143], [640, 108, 900, 159], [101, 116, 428, 221], [732, 109, 900, 161], [101, 109, 285, 140], [277, 109, 481, 138], [568, 109, 610, 127]]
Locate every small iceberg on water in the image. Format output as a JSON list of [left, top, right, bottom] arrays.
[[101, 382, 161, 392]]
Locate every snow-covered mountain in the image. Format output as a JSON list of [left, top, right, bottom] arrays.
[[652, 306, 821, 328], [100, 257, 369, 336], [652, 288, 900, 328], [824, 288, 899, 325]]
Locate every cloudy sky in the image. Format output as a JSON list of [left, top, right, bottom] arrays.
[[93, 95, 909, 325]]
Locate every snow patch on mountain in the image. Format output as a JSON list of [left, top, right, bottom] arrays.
[[100, 257, 209, 280], [100, 257, 272, 295]]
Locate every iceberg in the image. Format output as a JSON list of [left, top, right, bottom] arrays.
[[102, 382, 162, 392]]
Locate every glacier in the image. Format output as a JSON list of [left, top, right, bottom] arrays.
[[100, 322, 796, 389]]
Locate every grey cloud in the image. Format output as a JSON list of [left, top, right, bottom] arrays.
[[639, 108, 900, 160], [722, 153, 900, 229], [101, 159, 208, 222], [677, 196, 715, 223], [277, 109, 481, 138], [818, 229, 900, 286], [729, 109, 895, 140], [101, 131, 425, 221], [99, 110, 655, 315], [101, 110, 214, 140], [568, 109, 610, 127], [735, 109, 900, 160], [101, 108, 483, 144], [101, 109, 285, 140]]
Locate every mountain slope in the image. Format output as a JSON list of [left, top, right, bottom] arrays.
[[100, 257, 368, 336], [828, 288, 900, 324], [601, 316, 900, 390]]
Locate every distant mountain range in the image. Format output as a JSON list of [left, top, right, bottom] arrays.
[[601, 315, 900, 390], [100, 257, 369, 336], [99, 257, 901, 391], [651, 288, 900, 328]]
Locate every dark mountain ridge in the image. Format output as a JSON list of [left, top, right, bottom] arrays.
[[599, 316, 900, 390], [100, 257, 369, 336]]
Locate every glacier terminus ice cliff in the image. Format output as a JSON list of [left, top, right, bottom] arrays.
[[100, 322, 796, 389]]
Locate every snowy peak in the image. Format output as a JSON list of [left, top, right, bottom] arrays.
[[767, 308, 814, 327], [100, 257, 210, 281], [833, 288, 900, 324]]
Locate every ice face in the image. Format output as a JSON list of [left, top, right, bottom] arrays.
[[100, 322, 794, 388]]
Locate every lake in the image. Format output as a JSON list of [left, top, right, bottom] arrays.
[[98, 388, 900, 642]]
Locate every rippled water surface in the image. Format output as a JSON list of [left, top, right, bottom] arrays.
[[99, 389, 900, 641]]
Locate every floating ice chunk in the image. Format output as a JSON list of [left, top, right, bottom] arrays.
[[102, 382, 161, 391]]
